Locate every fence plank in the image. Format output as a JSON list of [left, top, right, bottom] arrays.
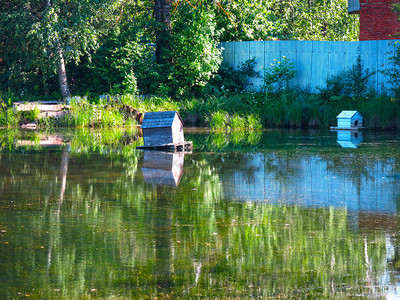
[[295, 40, 313, 90], [221, 42, 234, 67], [377, 40, 395, 93], [312, 41, 331, 89], [234, 41, 250, 70], [329, 42, 344, 77], [360, 40, 379, 91], [263, 41, 281, 90], [279, 41, 297, 89], [249, 41, 265, 90]]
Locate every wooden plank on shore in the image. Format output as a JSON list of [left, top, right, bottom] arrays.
[[13, 100, 61, 104], [38, 111, 69, 118], [13, 103, 70, 112]]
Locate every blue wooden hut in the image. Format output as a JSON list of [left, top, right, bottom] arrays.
[[335, 110, 363, 129]]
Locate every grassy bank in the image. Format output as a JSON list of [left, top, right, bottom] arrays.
[[1, 90, 400, 131]]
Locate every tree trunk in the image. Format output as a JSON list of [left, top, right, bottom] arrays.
[[57, 45, 71, 99], [154, 0, 171, 64], [45, 0, 70, 99]]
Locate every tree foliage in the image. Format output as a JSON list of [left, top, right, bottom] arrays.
[[0, 0, 114, 97], [0, 0, 360, 98], [215, 0, 359, 41], [165, 4, 222, 96]]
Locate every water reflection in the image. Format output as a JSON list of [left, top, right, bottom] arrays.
[[141, 151, 184, 186], [16, 133, 66, 148], [0, 129, 400, 299], [336, 130, 363, 148], [221, 153, 398, 214]]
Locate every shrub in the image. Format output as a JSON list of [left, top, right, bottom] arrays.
[[247, 114, 263, 130], [230, 114, 247, 130], [263, 56, 296, 92], [122, 71, 138, 95], [383, 42, 400, 99], [5, 108, 20, 127], [319, 55, 374, 101], [207, 57, 260, 95], [288, 101, 303, 127]]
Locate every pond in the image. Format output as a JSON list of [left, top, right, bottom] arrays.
[[0, 128, 399, 299]]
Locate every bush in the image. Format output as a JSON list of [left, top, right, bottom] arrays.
[[263, 56, 296, 92], [3, 108, 20, 128], [319, 55, 374, 101], [383, 42, 400, 99], [206, 57, 260, 95], [230, 113, 247, 130]]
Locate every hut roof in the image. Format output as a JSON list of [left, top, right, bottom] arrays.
[[336, 110, 360, 119], [141, 111, 184, 129]]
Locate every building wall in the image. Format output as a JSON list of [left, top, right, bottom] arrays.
[[143, 127, 173, 146], [171, 115, 185, 144], [338, 119, 352, 128], [359, 0, 400, 40], [352, 114, 363, 127]]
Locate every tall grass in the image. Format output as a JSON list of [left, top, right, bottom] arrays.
[[359, 96, 400, 129], [1, 90, 400, 130], [0, 108, 20, 128], [120, 94, 180, 112], [208, 110, 230, 130], [207, 110, 263, 131]]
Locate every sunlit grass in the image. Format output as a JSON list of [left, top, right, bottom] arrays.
[[1, 91, 400, 130]]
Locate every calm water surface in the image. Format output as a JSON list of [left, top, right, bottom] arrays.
[[0, 128, 399, 299]]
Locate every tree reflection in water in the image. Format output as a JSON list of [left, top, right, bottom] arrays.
[[0, 129, 399, 298]]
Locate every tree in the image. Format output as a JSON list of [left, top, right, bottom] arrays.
[[1, 0, 360, 98], [166, 4, 222, 96], [154, 0, 172, 64], [0, 0, 114, 99], [214, 0, 359, 41], [82, 0, 222, 97]]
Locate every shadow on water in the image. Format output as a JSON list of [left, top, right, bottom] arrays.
[[0, 128, 400, 298]]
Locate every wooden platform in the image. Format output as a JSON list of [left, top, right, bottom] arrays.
[[13, 101, 70, 118], [137, 141, 193, 152], [330, 127, 368, 131]]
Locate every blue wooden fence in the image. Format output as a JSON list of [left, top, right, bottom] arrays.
[[220, 40, 400, 93]]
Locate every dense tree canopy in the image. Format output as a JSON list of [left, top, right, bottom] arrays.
[[215, 0, 358, 41], [0, 0, 115, 98], [0, 0, 359, 98]]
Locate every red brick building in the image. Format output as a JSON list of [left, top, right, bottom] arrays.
[[348, 0, 400, 40]]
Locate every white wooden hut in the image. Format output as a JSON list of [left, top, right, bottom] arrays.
[[141, 111, 185, 147], [336, 110, 363, 129]]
